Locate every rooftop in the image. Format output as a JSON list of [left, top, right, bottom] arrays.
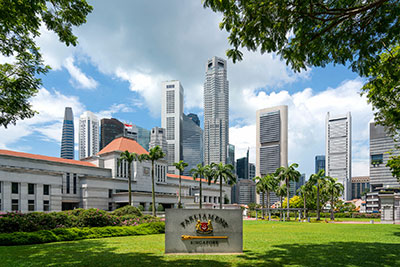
[[98, 137, 148, 155]]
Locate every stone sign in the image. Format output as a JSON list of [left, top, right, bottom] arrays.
[[165, 209, 243, 254]]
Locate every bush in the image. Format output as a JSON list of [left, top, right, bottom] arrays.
[[76, 209, 119, 227], [111, 206, 142, 217], [157, 204, 164, 212], [0, 222, 165, 246], [137, 205, 144, 211]]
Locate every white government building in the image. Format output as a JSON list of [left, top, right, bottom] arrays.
[[0, 137, 231, 213]]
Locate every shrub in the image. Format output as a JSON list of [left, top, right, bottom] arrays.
[[112, 205, 142, 217], [0, 222, 165, 246], [137, 205, 144, 211], [76, 209, 119, 227], [157, 204, 164, 212]]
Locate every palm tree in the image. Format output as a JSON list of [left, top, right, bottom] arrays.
[[309, 169, 326, 221], [297, 183, 312, 219], [276, 184, 287, 221], [211, 162, 236, 209], [324, 177, 344, 220], [190, 163, 207, 209], [264, 174, 278, 220], [118, 150, 139, 206], [253, 176, 265, 218], [275, 163, 301, 220], [173, 160, 188, 208], [140, 146, 165, 217]]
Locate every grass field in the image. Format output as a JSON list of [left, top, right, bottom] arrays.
[[0, 221, 399, 266]]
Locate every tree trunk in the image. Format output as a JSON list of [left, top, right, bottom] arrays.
[[220, 175, 223, 209], [286, 178, 290, 220], [279, 195, 282, 221], [178, 171, 182, 208], [262, 191, 265, 219], [317, 184, 320, 221], [303, 194, 306, 219], [330, 193, 334, 221], [199, 177, 202, 209], [151, 160, 156, 217], [128, 161, 132, 206], [267, 190, 271, 221]]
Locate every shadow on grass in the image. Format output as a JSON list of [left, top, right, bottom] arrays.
[[238, 242, 400, 266], [0, 238, 230, 267]]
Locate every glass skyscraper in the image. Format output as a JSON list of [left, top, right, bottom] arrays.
[[182, 114, 203, 176], [315, 155, 326, 174], [100, 118, 124, 150], [61, 107, 74, 159]]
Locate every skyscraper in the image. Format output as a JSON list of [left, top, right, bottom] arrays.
[[187, 113, 200, 127], [182, 114, 203, 176], [61, 107, 74, 159], [236, 149, 249, 179], [326, 112, 352, 200], [100, 118, 124, 150], [227, 144, 235, 167], [315, 155, 326, 174], [161, 80, 183, 174], [256, 105, 288, 204], [204, 56, 229, 165], [79, 111, 99, 159], [249, 163, 256, 179], [149, 127, 168, 158]]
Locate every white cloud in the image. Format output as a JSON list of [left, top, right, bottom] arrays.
[[230, 78, 373, 177], [64, 57, 98, 89]]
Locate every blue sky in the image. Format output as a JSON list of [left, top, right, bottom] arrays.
[[0, 1, 373, 178]]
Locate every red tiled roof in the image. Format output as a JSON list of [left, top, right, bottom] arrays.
[[167, 173, 217, 184], [98, 137, 148, 155], [0, 149, 96, 167]]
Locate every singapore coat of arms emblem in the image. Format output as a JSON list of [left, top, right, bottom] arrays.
[[195, 219, 213, 234]]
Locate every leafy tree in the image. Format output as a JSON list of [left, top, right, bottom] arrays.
[[210, 162, 236, 209], [118, 151, 139, 206], [140, 146, 165, 217], [309, 169, 327, 221], [0, 0, 93, 127], [190, 163, 208, 209], [324, 177, 344, 220], [173, 160, 188, 208], [275, 163, 301, 220]]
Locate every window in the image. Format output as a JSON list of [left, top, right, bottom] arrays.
[[73, 174, 77, 194], [28, 183, 35, 195], [43, 185, 50, 195], [11, 183, 18, 194], [0, 181, 2, 193], [66, 173, 70, 194], [204, 196, 207, 202], [166, 117, 175, 140], [28, 200, 35, 211], [166, 84, 175, 89], [371, 154, 383, 165], [12, 199, 18, 211], [108, 189, 113, 198], [108, 202, 113, 211], [43, 200, 50, 211]]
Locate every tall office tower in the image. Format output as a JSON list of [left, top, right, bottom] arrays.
[[79, 111, 99, 159], [162, 80, 184, 174], [187, 113, 200, 127], [182, 114, 203, 176], [204, 56, 229, 165], [124, 123, 138, 141], [315, 155, 326, 174], [256, 105, 288, 205], [100, 118, 124, 150], [326, 112, 352, 200], [227, 144, 235, 167], [370, 122, 399, 190], [289, 173, 305, 198], [249, 163, 256, 179], [236, 149, 249, 179], [61, 107, 74, 159], [149, 127, 168, 159]]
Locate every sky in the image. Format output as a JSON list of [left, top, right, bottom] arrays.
[[0, 1, 374, 179]]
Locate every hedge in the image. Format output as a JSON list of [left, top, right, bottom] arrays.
[[0, 222, 165, 246]]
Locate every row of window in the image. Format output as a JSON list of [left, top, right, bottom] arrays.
[[61, 173, 77, 194], [0, 182, 50, 195], [5, 199, 50, 212], [202, 196, 220, 204]]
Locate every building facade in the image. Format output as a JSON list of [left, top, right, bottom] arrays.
[[61, 107, 74, 160], [204, 56, 229, 165], [326, 112, 352, 200], [232, 179, 256, 205], [227, 144, 235, 168], [79, 111, 99, 159], [351, 176, 370, 199], [162, 80, 184, 174], [315, 155, 326, 174], [100, 118, 124, 150], [256, 105, 288, 205], [187, 113, 200, 127], [181, 114, 203, 176], [149, 127, 168, 158], [249, 163, 256, 179], [0, 137, 231, 213]]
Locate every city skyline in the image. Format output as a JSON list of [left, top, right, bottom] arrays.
[[0, 1, 373, 178]]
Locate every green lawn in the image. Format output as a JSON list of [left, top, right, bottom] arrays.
[[1, 221, 399, 266]]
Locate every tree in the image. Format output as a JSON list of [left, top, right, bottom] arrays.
[[173, 160, 188, 208], [297, 184, 311, 219], [190, 163, 208, 209], [275, 163, 301, 220], [118, 151, 139, 206], [309, 169, 327, 221], [263, 174, 278, 220], [324, 177, 344, 220], [140, 146, 165, 217], [276, 184, 287, 221], [0, 0, 93, 128], [210, 162, 236, 209], [253, 176, 266, 218]]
